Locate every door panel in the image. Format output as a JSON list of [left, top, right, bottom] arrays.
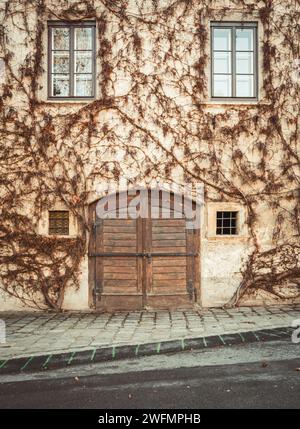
[[89, 192, 200, 310], [98, 219, 141, 297], [148, 219, 190, 300]]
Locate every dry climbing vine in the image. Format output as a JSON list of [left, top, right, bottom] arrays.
[[0, 0, 299, 310]]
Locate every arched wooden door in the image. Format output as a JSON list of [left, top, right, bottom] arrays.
[[88, 190, 200, 311]]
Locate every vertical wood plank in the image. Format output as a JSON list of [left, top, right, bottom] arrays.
[[193, 227, 201, 304], [95, 218, 103, 308], [186, 225, 194, 301], [146, 216, 153, 296], [137, 216, 143, 296], [88, 202, 96, 308]]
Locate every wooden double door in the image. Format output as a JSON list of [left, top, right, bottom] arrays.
[[88, 193, 200, 310]]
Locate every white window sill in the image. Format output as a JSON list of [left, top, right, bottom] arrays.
[[200, 99, 270, 107], [43, 98, 95, 105]]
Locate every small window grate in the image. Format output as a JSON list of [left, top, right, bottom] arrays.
[[216, 211, 238, 235], [49, 211, 69, 235]]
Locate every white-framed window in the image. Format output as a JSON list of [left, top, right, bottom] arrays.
[[48, 21, 96, 99], [211, 22, 258, 99], [206, 203, 248, 239]]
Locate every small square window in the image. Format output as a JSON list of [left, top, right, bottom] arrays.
[[216, 211, 238, 235], [49, 211, 69, 235]]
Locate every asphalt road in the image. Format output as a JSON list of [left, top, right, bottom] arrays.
[[0, 340, 299, 409]]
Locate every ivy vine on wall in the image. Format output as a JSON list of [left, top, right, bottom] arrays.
[[0, 0, 299, 310]]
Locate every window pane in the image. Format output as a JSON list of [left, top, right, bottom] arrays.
[[216, 211, 238, 234], [223, 219, 231, 227], [236, 52, 253, 74], [236, 29, 254, 51], [236, 75, 253, 97], [52, 28, 69, 50], [52, 74, 69, 96], [213, 28, 231, 51], [75, 74, 93, 96], [222, 228, 231, 234], [75, 52, 92, 73], [213, 74, 232, 97], [52, 52, 69, 73], [75, 28, 92, 50], [213, 52, 231, 73]]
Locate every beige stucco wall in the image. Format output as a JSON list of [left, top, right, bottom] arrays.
[[0, 0, 299, 311]]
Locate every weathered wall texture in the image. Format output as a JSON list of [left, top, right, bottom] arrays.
[[0, 0, 299, 311]]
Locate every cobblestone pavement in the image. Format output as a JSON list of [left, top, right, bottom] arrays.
[[0, 305, 299, 359]]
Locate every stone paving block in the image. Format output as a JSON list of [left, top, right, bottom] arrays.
[[0, 305, 299, 361]]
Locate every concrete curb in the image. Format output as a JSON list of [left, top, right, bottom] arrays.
[[0, 326, 294, 375]]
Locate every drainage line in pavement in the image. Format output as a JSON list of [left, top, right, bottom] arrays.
[[42, 354, 52, 369], [238, 333, 245, 342], [0, 360, 8, 369], [21, 356, 33, 371], [67, 352, 75, 366], [253, 332, 260, 341], [219, 335, 226, 345], [91, 348, 96, 361]]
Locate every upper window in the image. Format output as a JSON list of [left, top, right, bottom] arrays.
[[211, 22, 257, 99], [48, 21, 96, 99]]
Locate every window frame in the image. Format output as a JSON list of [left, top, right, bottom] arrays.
[[48, 210, 70, 236], [210, 21, 258, 101], [216, 211, 238, 236], [47, 21, 96, 100]]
